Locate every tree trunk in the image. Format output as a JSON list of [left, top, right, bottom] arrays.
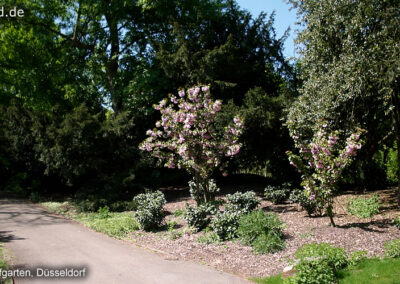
[[327, 203, 336, 227]]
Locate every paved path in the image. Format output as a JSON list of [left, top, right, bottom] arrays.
[[0, 199, 249, 284]]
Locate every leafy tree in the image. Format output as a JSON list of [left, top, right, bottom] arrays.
[[287, 0, 400, 202]]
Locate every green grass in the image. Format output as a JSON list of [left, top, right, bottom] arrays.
[[41, 201, 139, 237], [252, 258, 400, 284], [251, 273, 283, 284], [337, 258, 400, 284]]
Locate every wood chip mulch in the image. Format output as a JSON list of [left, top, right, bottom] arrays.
[[128, 187, 400, 278]]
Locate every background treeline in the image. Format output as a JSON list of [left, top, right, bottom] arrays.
[[0, 0, 398, 205]]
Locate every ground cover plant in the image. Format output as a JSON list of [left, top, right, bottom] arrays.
[[0, 243, 12, 284], [40, 201, 139, 237], [347, 194, 380, 218]]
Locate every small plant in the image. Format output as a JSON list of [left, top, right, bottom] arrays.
[[29, 191, 40, 203], [289, 189, 319, 216], [225, 191, 259, 214], [173, 209, 185, 217], [264, 183, 292, 204], [97, 205, 110, 219], [210, 211, 241, 240], [133, 191, 166, 231], [384, 239, 400, 258], [285, 243, 348, 284], [197, 232, 220, 244], [184, 202, 217, 232], [393, 215, 400, 229], [167, 220, 178, 231], [166, 220, 182, 240], [237, 210, 285, 254], [347, 193, 380, 218]]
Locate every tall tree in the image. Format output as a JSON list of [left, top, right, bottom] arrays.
[[287, 0, 400, 203]]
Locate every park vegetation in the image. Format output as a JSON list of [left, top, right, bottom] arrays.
[[1, 0, 400, 282]]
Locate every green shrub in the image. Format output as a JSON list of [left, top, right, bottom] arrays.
[[284, 259, 335, 284], [347, 194, 380, 218], [285, 243, 348, 283], [294, 243, 348, 271], [265, 183, 292, 204], [210, 211, 241, 240], [225, 191, 259, 214], [237, 210, 285, 254], [384, 239, 400, 258], [289, 189, 319, 216], [133, 191, 166, 231], [184, 203, 217, 232]]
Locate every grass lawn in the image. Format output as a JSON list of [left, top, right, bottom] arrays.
[[253, 258, 400, 284]]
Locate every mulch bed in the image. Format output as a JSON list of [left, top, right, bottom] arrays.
[[128, 187, 400, 278]]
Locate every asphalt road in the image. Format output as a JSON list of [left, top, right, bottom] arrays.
[[0, 199, 249, 284]]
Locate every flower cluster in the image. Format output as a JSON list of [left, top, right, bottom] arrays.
[[140, 85, 243, 182], [287, 125, 364, 223]]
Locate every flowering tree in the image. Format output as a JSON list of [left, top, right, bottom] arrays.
[[286, 125, 364, 226], [140, 85, 243, 203]]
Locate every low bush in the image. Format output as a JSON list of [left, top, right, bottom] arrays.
[[225, 191, 259, 214], [211, 211, 241, 240], [384, 239, 400, 258], [285, 243, 348, 284], [265, 183, 292, 204], [184, 203, 217, 232], [288, 189, 319, 216], [133, 191, 166, 231], [237, 210, 285, 254], [347, 194, 380, 218]]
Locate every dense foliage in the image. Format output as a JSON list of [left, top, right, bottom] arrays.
[[133, 191, 166, 231], [0, 0, 296, 199], [288, 0, 400, 198]]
